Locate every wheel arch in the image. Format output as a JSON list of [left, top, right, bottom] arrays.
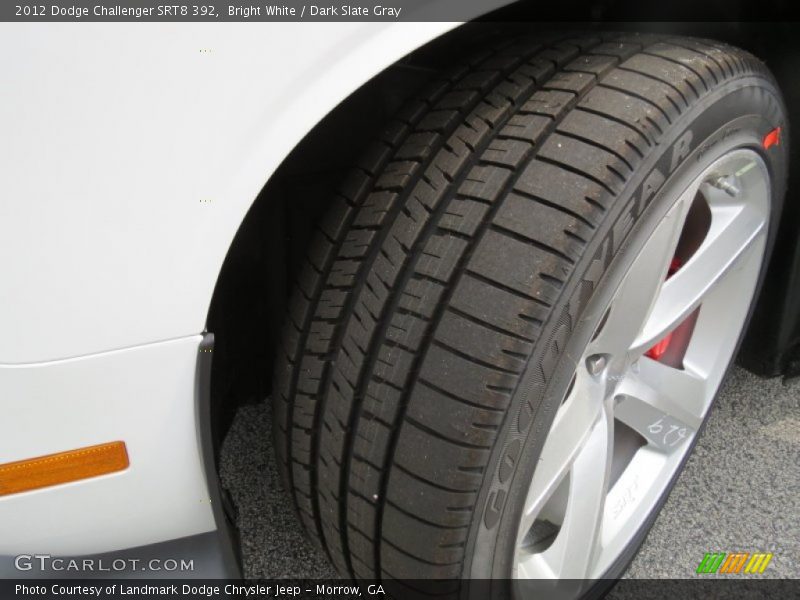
[[203, 20, 516, 444]]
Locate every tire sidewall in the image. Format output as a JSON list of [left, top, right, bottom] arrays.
[[464, 76, 788, 595]]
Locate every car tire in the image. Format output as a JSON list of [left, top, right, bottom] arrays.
[[272, 31, 788, 596]]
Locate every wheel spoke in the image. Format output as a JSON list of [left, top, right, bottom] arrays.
[[614, 361, 705, 448], [589, 190, 694, 357], [537, 407, 613, 578], [517, 372, 603, 540], [682, 226, 768, 389], [631, 200, 766, 356]]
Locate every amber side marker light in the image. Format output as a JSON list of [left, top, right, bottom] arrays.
[[0, 441, 129, 497]]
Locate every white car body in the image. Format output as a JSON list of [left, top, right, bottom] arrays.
[[0, 18, 515, 572]]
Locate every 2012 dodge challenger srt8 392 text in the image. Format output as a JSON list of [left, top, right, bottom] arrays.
[[2, 2, 799, 596]]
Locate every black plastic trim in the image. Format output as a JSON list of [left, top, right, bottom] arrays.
[[196, 332, 242, 579]]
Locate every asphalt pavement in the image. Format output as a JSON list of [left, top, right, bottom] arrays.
[[219, 366, 799, 580]]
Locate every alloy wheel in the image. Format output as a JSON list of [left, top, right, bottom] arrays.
[[514, 148, 771, 580]]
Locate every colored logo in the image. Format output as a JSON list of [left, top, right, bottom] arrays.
[[696, 552, 773, 574]]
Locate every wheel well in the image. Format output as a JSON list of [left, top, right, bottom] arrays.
[[205, 22, 498, 437], [206, 20, 800, 442]]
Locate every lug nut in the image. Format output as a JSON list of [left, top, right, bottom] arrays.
[[586, 354, 607, 375]]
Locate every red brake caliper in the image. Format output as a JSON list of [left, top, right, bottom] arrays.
[[645, 258, 682, 361]]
